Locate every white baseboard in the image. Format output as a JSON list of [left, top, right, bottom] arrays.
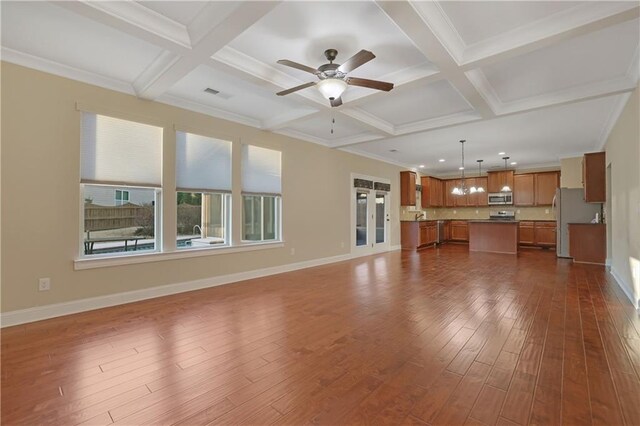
[[1, 245, 401, 328], [609, 267, 639, 310]]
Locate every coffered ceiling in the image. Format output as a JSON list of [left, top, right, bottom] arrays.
[[2, 1, 638, 174]]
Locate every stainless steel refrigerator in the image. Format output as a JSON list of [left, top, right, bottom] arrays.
[[554, 188, 602, 258]]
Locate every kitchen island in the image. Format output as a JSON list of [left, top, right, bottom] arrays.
[[468, 220, 519, 254]]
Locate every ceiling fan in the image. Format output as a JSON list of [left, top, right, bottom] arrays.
[[275, 49, 394, 107]]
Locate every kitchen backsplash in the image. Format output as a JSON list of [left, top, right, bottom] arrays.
[[400, 206, 555, 221]]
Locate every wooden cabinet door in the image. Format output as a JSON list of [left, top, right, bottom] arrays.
[[451, 221, 468, 241], [475, 177, 488, 206], [487, 172, 502, 193], [444, 221, 451, 241], [535, 222, 557, 247], [400, 171, 416, 206], [419, 225, 429, 246], [428, 224, 437, 244], [432, 178, 444, 207], [465, 178, 476, 206], [444, 180, 456, 207], [420, 176, 430, 208], [583, 152, 605, 203], [519, 221, 535, 245], [514, 174, 535, 206], [454, 180, 467, 207], [535, 172, 559, 206]]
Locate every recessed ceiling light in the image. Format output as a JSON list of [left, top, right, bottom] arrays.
[[498, 152, 506, 155], [389, 149, 398, 153], [511, 162, 517, 165], [459, 167, 464, 170], [419, 165, 425, 168], [439, 159, 445, 162]]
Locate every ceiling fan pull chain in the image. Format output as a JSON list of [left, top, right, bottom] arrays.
[[331, 116, 335, 134]]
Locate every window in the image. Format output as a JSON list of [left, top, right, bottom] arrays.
[[176, 131, 232, 248], [242, 145, 281, 242], [115, 189, 130, 206], [81, 112, 162, 256]]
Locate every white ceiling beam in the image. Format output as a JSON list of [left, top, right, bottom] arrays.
[[375, 1, 496, 119], [461, 3, 640, 70]]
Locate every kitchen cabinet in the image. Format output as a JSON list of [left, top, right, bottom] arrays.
[[400, 171, 416, 206], [444, 221, 451, 241], [421, 176, 443, 208], [473, 177, 488, 206], [535, 172, 559, 206], [519, 221, 535, 245], [450, 220, 468, 242], [569, 223, 605, 263], [514, 174, 535, 206], [487, 170, 514, 193], [583, 152, 605, 203], [401, 221, 437, 250], [534, 221, 556, 247], [455, 179, 468, 207], [444, 180, 456, 207]]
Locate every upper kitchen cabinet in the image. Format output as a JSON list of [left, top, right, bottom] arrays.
[[444, 180, 457, 207], [514, 174, 535, 206], [583, 152, 606, 203], [487, 170, 514, 193], [535, 172, 560, 205], [400, 171, 417, 206], [470, 177, 488, 206], [421, 176, 443, 208]]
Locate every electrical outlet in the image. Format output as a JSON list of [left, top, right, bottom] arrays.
[[475, 210, 479, 214], [517, 209, 521, 214], [290, 248, 295, 255], [38, 278, 51, 291], [545, 209, 550, 214], [453, 210, 457, 214], [340, 241, 345, 248]]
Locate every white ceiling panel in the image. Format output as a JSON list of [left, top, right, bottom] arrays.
[[137, 1, 209, 26], [0, 1, 162, 83], [351, 94, 623, 173], [227, 1, 433, 81], [284, 110, 381, 141], [438, 1, 585, 46], [165, 65, 317, 123], [357, 80, 473, 126], [481, 19, 639, 103]]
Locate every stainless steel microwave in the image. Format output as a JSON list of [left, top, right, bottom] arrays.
[[488, 192, 513, 205]]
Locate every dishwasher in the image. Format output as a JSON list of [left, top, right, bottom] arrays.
[[436, 220, 446, 245]]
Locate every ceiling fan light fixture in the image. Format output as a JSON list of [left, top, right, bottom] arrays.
[[317, 78, 347, 100]]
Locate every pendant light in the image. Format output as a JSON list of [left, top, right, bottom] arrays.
[[501, 156, 512, 192], [451, 140, 467, 195], [469, 160, 485, 193]]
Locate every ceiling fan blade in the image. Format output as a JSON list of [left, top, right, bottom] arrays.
[[337, 50, 375, 74], [330, 97, 343, 107], [276, 82, 316, 96], [346, 77, 394, 92], [276, 59, 318, 75]]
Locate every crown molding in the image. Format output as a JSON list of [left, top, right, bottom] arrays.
[[395, 110, 481, 136], [408, 1, 466, 64], [260, 109, 320, 130], [272, 128, 332, 147], [596, 91, 633, 151], [338, 146, 413, 169], [1, 47, 135, 95], [82, 1, 191, 47], [339, 108, 395, 135], [132, 50, 182, 97], [156, 93, 261, 129]]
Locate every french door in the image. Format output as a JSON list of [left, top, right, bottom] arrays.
[[352, 175, 390, 254]]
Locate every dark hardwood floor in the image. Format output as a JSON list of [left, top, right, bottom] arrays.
[[2, 245, 639, 425]]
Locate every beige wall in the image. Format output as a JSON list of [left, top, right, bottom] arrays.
[[0, 62, 404, 313], [604, 84, 640, 309], [560, 157, 583, 188]]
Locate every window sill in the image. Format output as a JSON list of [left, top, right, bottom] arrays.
[[74, 241, 285, 270]]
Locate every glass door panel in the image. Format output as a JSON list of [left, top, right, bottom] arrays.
[[375, 193, 386, 244], [356, 191, 368, 246]]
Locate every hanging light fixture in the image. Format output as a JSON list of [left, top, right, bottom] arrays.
[[469, 159, 485, 193], [501, 156, 512, 192], [451, 140, 467, 195]]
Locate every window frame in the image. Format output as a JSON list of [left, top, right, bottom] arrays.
[[241, 194, 282, 243], [80, 183, 162, 259], [176, 191, 232, 250]]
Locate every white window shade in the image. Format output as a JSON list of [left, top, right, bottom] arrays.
[[176, 132, 232, 192], [81, 113, 162, 187], [242, 145, 281, 195]]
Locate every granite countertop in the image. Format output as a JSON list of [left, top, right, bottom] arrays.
[[568, 222, 605, 225], [468, 220, 519, 224]]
